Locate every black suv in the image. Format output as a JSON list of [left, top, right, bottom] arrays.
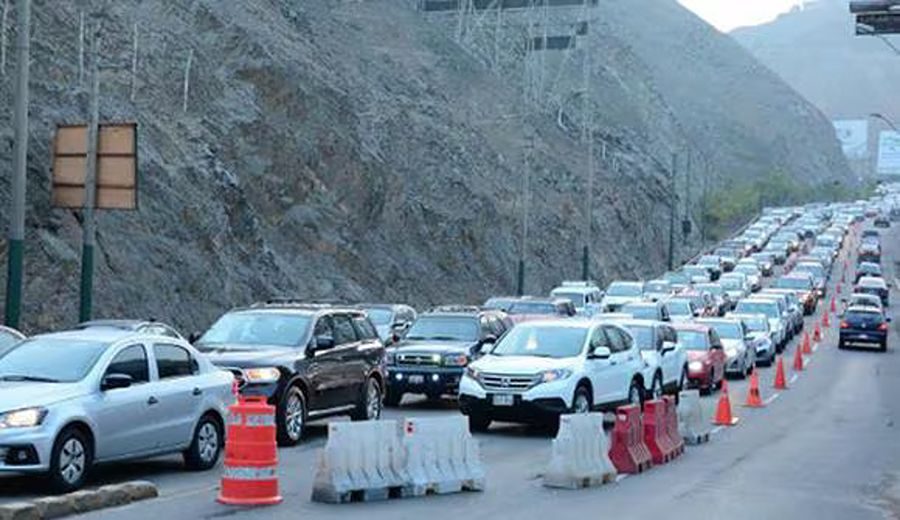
[[384, 306, 511, 406], [195, 301, 386, 446]]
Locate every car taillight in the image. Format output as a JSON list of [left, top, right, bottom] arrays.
[[878, 323, 889, 331], [840, 321, 849, 329]]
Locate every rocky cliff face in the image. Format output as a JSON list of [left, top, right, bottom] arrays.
[[0, 0, 849, 333]]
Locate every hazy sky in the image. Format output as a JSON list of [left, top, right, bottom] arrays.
[[679, 0, 809, 32]]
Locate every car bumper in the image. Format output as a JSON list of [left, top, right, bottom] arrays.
[[725, 355, 744, 374], [386, 366, 464, 396], [0, 427, 54, 474], [687, 366, 713, 388], [458, 375, 575, 420], [840, 331, 886, 346]]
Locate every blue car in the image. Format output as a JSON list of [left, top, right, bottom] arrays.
[[839, 306, 889, 352]]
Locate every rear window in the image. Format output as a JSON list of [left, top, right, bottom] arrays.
[[846, 310, 884, 325]]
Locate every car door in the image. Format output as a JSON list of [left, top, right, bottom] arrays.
[[658, 325, 679, 386], [150, 343, 204, 450], [604, 326, 637, 402], [307, 315, 344, 411], [91, 344, 157, 461], [331, 313, 363, 406], [585, 326, 616, 406]]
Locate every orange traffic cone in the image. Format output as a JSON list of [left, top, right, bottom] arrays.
[[793, 343, 804, 372], [802, 331, 812, 355], [774, 356, 788, 390], [823, 311, 830, 328], [714, 380, 739, 426], [744, 371, 765, 408], [836, 282, 842, 295], [830, 297, 837, 314], [813, 322, 822, 343]]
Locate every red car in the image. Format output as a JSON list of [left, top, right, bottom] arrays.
[[674, 323, 726, 395]]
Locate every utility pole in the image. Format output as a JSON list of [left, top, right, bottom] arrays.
[[517, 132, 534, 296], [79, 28, 101, 323], [684, 149, 691, 244], [581, 46, 593, 281], [667, 152, 677, 271], [5, 0, 30, 329]]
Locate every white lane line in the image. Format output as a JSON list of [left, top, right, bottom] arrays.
[[764, 393, 780, 405], [710, 425, 725, 436], [616, 474, 629, 483], [789, 373, 799, 384]]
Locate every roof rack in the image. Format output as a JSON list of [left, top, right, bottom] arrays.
[[250, 298, 334, 309], [560, 280, 598, 288], [429, 305, 482, 313]]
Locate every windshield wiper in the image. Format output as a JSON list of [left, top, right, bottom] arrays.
[[0, 375, 61, 383], [427, 336, 464, 341]]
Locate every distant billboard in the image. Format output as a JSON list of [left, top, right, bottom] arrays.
[[877, 131, 900, 175], [833, 119, 869, 160]]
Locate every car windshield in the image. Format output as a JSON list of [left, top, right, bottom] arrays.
[[552, 292, 585, 308], [714, 249, 735, 257], [199, 312, 313, 348], [676, 330, 709, 350], [699, 256, 718, 265], [795, 264, 824, 277], [626, 325, 655, 351], [406, 317, 479, 342], [697, 284, 723, 295], [644, 282, 670, 293], [362, 308, 393, 325], [735, 301, 778, 319], [622, 305, 657, 320], [483, 299, 515, 311], [737, 316, 767, 332], [851, 296, 880, 308], [721, 278, 742, 291], [774, 277, 810, 290], [668, 300, 692, 315], [607, 283, 642, 297], [0, 338, 107, 383], [666, 272, 690, 284], [508, 302, 557, 315], [735, 265, 759, 275], [683, 266, 706, 275], [698, 321, 742, 340], [490, 325, 586, 358]]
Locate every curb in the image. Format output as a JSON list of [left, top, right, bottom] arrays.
[[0, 481, 158, 520]]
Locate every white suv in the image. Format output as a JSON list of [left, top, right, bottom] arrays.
[[615, 320, 688, 399], [458, 320, 645, 432]]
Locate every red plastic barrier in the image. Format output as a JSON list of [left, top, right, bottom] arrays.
[[609, 404, 653, 474], [663, 395, 684, 457], [642, 400, 675, 465]]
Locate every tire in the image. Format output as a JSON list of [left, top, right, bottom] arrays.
[[677, 368, 687, 393], [350, 377, 383, 422], [48, 426, 92, 494], [468, 413, 492, 433], [838, 339, 845, 350], [384, 388, 403, 407], [629, 379, 644, 407], [572, 384, 592, 414], [881, 340, 888, 353], [276, 386, 307, 447], [649, 373, 663, 401], [183, 414, 223, 471]]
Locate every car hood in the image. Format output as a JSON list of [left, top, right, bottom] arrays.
[[721, 339, 745, 352], [670, 315, 694, 323], [747, 331, 769, 343], [471, 355, 575, 374], [726, 290, 745, 300], [602, 296, 640, 307], [198, 345, 302, 367], [391, 340, 476, 354], [686, 351, 710, 362], [0, 381, 86, 412]]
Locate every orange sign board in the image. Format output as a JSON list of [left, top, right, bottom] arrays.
[[51, 123, 138, 210]]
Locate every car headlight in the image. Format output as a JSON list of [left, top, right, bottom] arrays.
[[539, 369, 573, 384], [465, 366, 481, 381], [0, 407, 47, 429], [688, 361, 704, 372], [443, 353, 469, 367], [242, 367, 281, 384]]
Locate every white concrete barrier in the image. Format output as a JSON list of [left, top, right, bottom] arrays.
[[312, 420, 409, 503], [543, 413, 616, 489], [677, 390, 711, 444], [402, 416, 485, 496]]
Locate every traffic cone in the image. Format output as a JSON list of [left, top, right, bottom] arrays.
[[713, 380, 739, 426], [823, 311, 830, 328], [836, 282, 842, 295], [813, 322, 822, 343], [802, 331, 812, 355], [774, 356, 788, 390], [743, 371, 765, 408], [793, 343, 804, 372], [830, 297, 837, 314]]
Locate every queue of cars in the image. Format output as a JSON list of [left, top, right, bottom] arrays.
[[0, 195, 894, 492]]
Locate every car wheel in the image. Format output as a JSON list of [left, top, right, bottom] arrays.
[[677, 368, 687, 393], [881, 340, 888, 353], [351, 377, 382, 422], [468, 413, 492, 433], [572, 384, 592, 414], [276, 386, 307, 446], [649, 373, 663, 401], [629, 379, 643, 407], [184, 414, 223, 471], [838, 339, 845, 350], [48, 426, 92, 494], [384, 388, 403, 407]]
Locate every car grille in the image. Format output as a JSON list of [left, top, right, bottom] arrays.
[[479, 373, 538, 392], [397, 353, 441, 367]]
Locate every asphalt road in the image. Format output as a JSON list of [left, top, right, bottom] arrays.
[[3, 221, 899, 519]]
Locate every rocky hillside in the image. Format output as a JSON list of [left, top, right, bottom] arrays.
[[732, 0, 900, 121], [0, 0, 849, 333]]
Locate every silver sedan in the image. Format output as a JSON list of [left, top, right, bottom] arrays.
[[0, 328, 234, 492]]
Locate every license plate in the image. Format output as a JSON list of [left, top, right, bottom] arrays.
[[408, 375, 425, 385], [492, 394, 514, 407], [859, 334, 869, 340]]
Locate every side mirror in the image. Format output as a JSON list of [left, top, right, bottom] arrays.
[[101, 373, 133, 391], [710, 343, 724, 351], [188, 332, 201, 344], [660, 341, 676, 354], [590, 346, 612, 359], [391, 321, 407, 331], [481, 335, 498, 346], [315, 335, 335, 350]]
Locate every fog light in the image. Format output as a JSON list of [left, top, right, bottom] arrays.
[[395, 374, 403, 381], [431, 374, 440, 382]]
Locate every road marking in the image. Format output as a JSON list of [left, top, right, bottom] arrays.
[[764, 392, 780, 405], [711, 425, 725, 436], [789, 373, 799, 384], [616, 474, 629, 483]]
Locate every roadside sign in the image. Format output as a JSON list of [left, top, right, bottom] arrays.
[[877, 131, 900, 176], [51, 122, 138, 210]]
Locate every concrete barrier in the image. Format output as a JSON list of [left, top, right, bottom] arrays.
[[0, 481, 157, 520], [312, 420, 409, 503], [677, 389, 711, 444], [403, 416, 485, 496], [543, 413, 616, 489]]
